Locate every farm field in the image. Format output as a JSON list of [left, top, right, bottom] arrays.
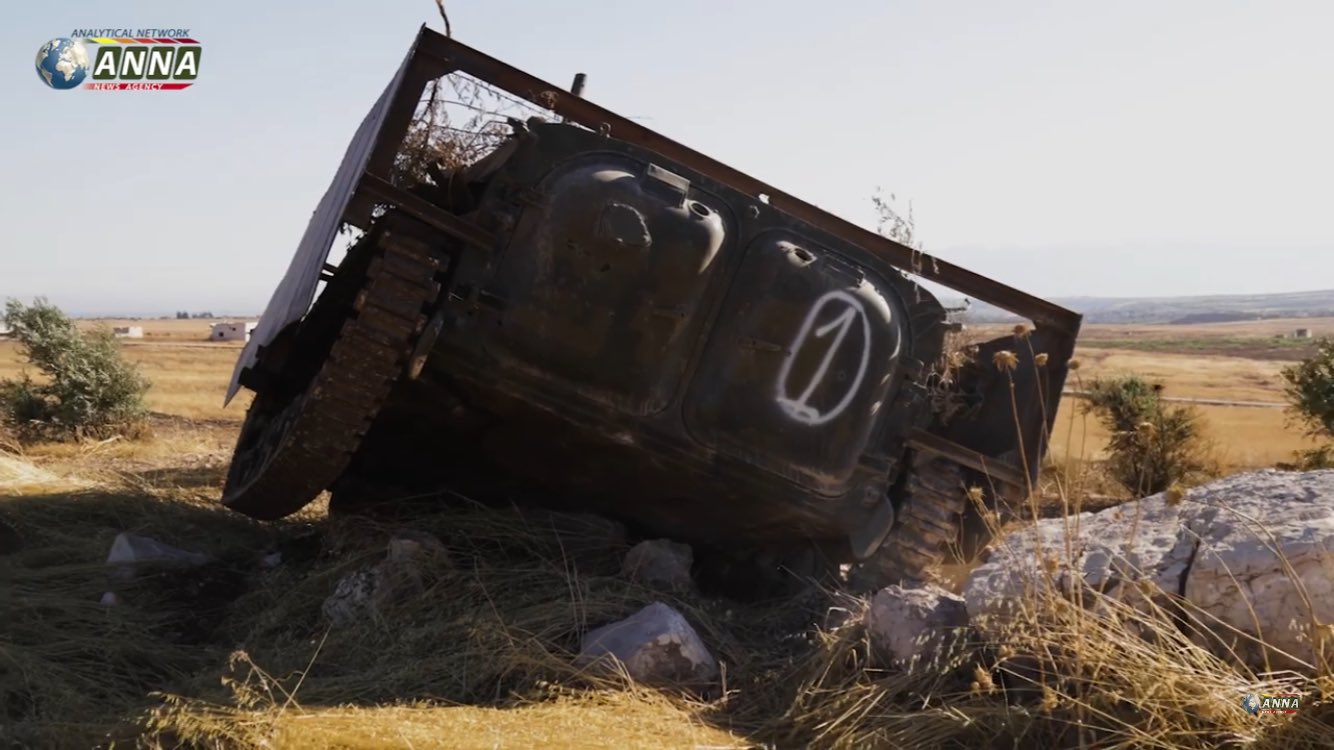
[[1, 316, 1322, 469], [964, 318, 1325, 469]]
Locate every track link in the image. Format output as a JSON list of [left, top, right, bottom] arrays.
[[221, 221, 443, 520], [852, 452, 967, 590]]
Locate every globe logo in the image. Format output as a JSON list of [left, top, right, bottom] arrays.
[[1242, 693, 1261, 715], [35, 38, 90, 90]]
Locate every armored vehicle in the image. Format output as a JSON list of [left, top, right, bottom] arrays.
[[221, 27, 1082, 588]]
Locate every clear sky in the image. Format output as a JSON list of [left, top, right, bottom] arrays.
[[2, 1, 1331, 316]]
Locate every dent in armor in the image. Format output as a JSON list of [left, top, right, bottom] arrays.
[[684, 235, 905, 493], [483, 154, 729, 416]]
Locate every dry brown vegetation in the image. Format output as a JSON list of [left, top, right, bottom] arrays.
[[2, 318, 1333, 748]]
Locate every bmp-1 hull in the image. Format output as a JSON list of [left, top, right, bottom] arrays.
[[221, 27, 1081, 587]]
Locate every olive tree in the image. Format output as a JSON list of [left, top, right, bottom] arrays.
[[1, 298, 150, 442]]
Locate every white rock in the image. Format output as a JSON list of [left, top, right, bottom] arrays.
[[964, 470, 1334, 672], [321, 532, 448, 628], [867, 583, 969, 666], [578, 602, 719, 684], [106, 533, 210, 581], [99, 591, 121, 606], [321, 562, 427, 628], [260, 552, 283, 569], [622, 539, 693, 591], [322, 566, 387, 628]]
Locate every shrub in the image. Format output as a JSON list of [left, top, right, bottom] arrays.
[[1281, 337, 1334, 440], [1083, 374, 1214, 497], [1277, 445, 1334, 471], [1, 298, 150, 442]]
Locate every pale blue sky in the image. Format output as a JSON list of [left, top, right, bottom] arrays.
[[2, 1, 1331, 316]]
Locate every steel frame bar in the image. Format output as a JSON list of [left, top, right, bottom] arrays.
[[403, 28, 1081, 336], [347, 26, 1081, 336]]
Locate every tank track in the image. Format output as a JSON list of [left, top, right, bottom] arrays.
[[221, 220, 443, 520], [851, 453, 967, 590]]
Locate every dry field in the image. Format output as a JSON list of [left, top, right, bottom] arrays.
[[2, 316, 1332, 748], [0, 319, 254, 424], [1, 316, 1323, 468], [960, 319, 1327, 470]]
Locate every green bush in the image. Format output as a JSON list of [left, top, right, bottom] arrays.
[[1083, 375, 1215, 497], [1281, 336, 1334, 440], [1279, 337, 1334, 470], [1, 298, 150, 442]]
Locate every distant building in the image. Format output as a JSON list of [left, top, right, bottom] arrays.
[[1295, 328, 1312, 339], [112, 326, 144, 339], [210, 321, 258, 342]]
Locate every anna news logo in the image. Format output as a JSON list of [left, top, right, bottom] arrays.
[[35, 30, 200, 91], [1242, 693, 1301, 715]]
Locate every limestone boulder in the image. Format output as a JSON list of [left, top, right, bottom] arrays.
[[963, 470, 1334, 672]]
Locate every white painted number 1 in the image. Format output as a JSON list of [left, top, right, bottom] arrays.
[[775, 290, 871, 426]]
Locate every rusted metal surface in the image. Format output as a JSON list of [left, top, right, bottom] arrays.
[[359, 174, 497, 250], [906, 429, 1029, 493], [222, 26, 1083, 585]]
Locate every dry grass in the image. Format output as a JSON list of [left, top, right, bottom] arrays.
[[1068, 348, 1294, 402], [146, 690, 747, 750], [7, 445, 1329, 750]]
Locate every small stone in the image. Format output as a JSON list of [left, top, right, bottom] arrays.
[[106, 533, 210, 581], [321, 533, 450, 628], [386, 530, 448, 566], [99, 591, 121, 606], [322, 567, 384, 628], [577, 602, 719, 685], [260, 552, 283, 569], [622, 539, 694, 591], [867, 583, 969, 665]]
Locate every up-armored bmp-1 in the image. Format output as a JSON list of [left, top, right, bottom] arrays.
[[220, 27, 1082, 589]]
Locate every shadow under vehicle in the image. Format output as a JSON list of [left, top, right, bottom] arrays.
[[220, 26, 1083, 590]]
